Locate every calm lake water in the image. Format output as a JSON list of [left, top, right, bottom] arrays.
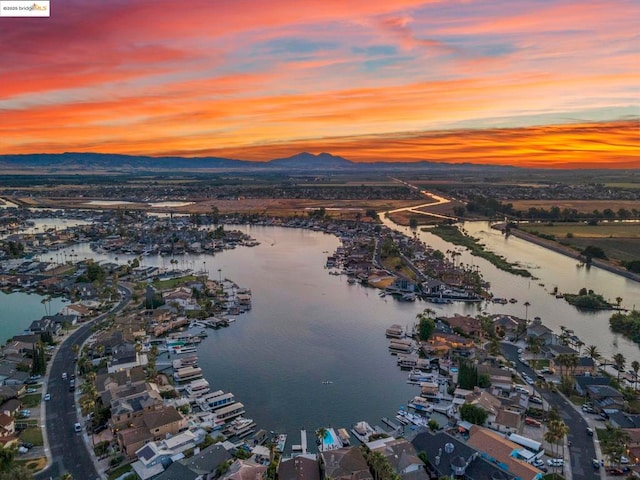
[[12, 218, 639, 444], [0, 291, 67, 344]]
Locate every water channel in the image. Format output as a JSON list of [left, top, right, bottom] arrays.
[[4, 215, 639, 443]]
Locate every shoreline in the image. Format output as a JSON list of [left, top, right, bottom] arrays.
[[492, 223, 640, 284]]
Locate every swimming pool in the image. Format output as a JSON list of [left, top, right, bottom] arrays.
[[322, 428, 342, 450]]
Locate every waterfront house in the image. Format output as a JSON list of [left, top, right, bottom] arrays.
[[366, 437, 428, 480], [441, 315, 482, 338], [110, 383, 164, 428], [574, 375, 611, 396], [608, 412, 640, 429], [279, 454, 321, 480], [526, 320, 557, 346], [116, 405, 188, 457], [220, 459, 268, 480], [467, 426, 542, 480], [411, 431, 518, 480], [586, 384, 625, 412], [60, 302, 91, 318], [320, 447, 373, 480], [490, 314, 523, 339], [131, 430, 199, 480]]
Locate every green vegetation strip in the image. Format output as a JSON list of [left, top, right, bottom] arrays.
[[427, 225, 532, 277]]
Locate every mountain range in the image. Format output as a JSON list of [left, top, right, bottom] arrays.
[[0, 151, 518, 172]]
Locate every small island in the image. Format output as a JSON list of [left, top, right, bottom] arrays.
[[562, 287, 614, 310], [610, 310, 640, 346]]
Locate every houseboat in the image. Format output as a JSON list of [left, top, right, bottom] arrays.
[[196, 391, 236, 412], [351, 421, 374, 443], [185, 378, 210, 398], [226, 417, 256, 438], [408, 396, 434, 413], [173, 366, 203, 383], [385, 324, 405, 338], [212, 402, 246, 425]]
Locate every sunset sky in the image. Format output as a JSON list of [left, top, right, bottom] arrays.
[[1, 0, 638, 168]]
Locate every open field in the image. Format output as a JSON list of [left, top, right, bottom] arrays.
[[506, 199, 640, 213], [517, 222, 640, 265], [519, 223, 640, 238]]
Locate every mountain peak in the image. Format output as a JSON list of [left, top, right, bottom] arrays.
[[267, 152, 353, 169]]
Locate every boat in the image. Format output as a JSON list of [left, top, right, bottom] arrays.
[[337, 428, 351, 446], [274, 433, 287, 452], [408, 396, 434, 413], [407, 369, 432, 383], [322, 380, 333, 384], [174, 345, 198, 355], [351, 421, 375, 443], [398, 409, 429, 427], [227, 417, 256, 437], [509, 298, 518, 303]]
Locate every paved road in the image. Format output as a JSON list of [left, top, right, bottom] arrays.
[[501, 343, 601, 480], [36, 285, 131, 480]]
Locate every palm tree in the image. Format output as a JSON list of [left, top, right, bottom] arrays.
[[61, 473, 73, 480], [523, 301, 531, 324], [316, 427, 327, 452], [585, 345, 601, 365], [613, 353, 626, 381], [631, 360, 640, 390]]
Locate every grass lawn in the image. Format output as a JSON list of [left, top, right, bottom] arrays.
[[108, 464, 139, 480], [19, 427, 43, 446], [21, 393, 42, 408], [152, 275, 197, 290]]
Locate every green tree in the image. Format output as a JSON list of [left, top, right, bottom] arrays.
[[315, 427, 327, 452], [459, 403, 488, 425], [416, 309, 436, 341], [631, 360, 640, 390]]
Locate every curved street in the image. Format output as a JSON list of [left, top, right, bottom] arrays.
[[501, 343, 601, 480], [36, 285, 131, 480]]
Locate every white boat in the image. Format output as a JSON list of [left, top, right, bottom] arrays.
[[408, 396, 434, 413], [227, 417, 256, 437], [174, 345, 198, 355], [351, 421, 374, 443], [407, 369, 432, 383]]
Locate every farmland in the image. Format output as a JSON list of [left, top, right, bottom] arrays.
[[518, 222, 640, 264]]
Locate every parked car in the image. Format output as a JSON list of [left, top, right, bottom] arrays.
[[533, 458, 545, 467], [547, 458, 564, 467], [529, 395, 543, 404], [62, 372, 67, 380], [525, 417, 542, 427], [607, 468, 625, 476], [586, 427, 594, 436], [74, 422, 82, 433], [592, 458, 600, 468], [620, 456, 629, 464], [44, 393, 51, 401]]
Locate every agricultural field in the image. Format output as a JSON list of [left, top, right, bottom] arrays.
[[507, 200, 640, 214], [518, 222, 640, 264]]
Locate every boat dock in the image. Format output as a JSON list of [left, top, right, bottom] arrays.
[[292, 428, 308, 454], [381, 417, 402, 431]]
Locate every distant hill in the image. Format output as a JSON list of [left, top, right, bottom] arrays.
[[0, 151, 519, 173]]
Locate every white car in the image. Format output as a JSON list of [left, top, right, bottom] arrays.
[[547, 458, 564, 467], [533, 458, 544, 467], [44, 393, 51, 401], [620, 456, 629, 464], [74, 422, 82, 433]]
